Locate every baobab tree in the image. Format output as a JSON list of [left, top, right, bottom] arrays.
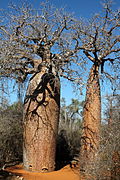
[[74, 1, 120, 172], [0, 2, 80, 172]]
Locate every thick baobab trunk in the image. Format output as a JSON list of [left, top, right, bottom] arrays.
[[23, 67, 60, 172], [80, 64, 101, 171]]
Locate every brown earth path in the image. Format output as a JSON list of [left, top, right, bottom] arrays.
[[6, 164, 82, 180]]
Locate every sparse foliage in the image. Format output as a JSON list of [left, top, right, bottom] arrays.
[[0, 1, 82, 82]]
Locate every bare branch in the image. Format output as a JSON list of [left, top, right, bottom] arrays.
[[0, 26, 12, 38], [83, 51, 95, 62], [107, 24, 120, 35], [0, 3, 82, 83]]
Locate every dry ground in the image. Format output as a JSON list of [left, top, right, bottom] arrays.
[[5, 164, 82, 180]]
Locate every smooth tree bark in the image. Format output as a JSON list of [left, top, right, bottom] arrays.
[[23, 66, 60, 172], [80, 64, 101, 171]]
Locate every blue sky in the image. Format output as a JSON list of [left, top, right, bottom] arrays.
[[1, 0, 120, 16], [0, 0, 120, 105]]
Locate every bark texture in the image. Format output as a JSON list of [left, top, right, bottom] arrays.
[[23, 67, 60, 172], [80, 64, 101, 171]]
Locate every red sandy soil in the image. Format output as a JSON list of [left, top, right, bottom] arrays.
[[6, 164, 83, 180]]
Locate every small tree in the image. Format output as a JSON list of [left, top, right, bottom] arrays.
[[0, 1, 80, 172], [60, 98, 83, 130]]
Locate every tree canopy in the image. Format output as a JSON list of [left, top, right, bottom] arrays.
[[0, 1, 81, 83], [74, 1, 120, 85]]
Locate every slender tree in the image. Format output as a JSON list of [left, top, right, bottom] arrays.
[[0, 2, 80, 172], [73, 1, 120, 172]]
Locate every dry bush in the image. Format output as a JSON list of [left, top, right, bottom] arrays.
[[85, 102, 120, 179], [0, 102, 23, 168]]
